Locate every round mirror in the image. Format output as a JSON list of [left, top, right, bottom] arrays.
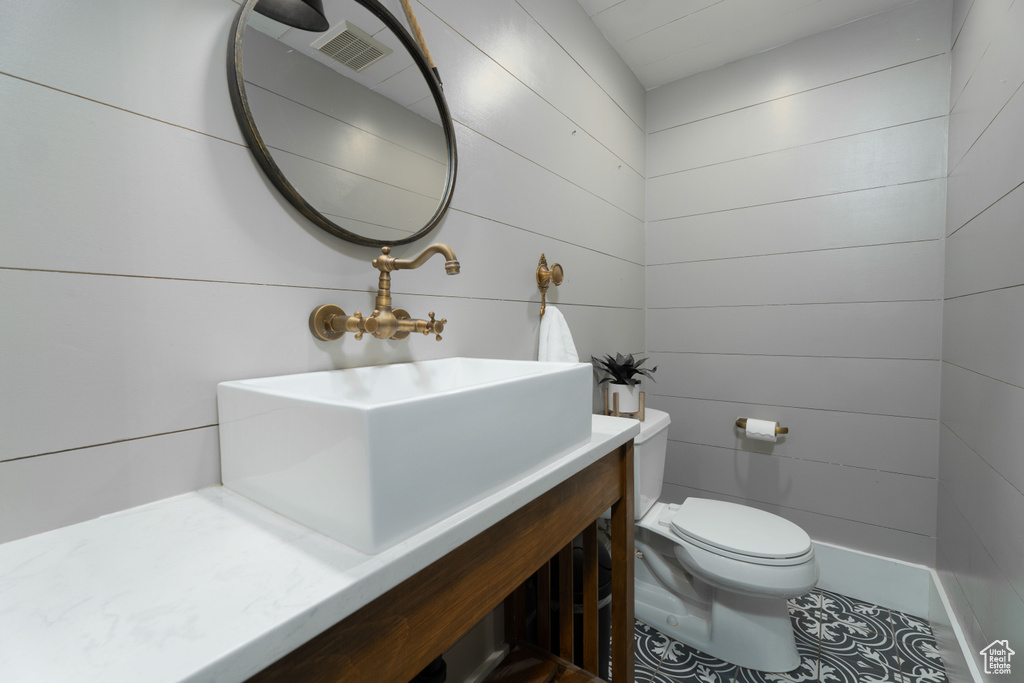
[[228, 0, 457, 247]]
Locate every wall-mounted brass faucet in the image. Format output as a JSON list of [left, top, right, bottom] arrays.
[[310, 243, 460, 342]]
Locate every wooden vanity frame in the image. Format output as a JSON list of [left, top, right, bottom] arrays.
[[248, 441, 635, 683]]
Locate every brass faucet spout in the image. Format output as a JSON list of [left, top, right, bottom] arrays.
[[373, 243, 460, 274]]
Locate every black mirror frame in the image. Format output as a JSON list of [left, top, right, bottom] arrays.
[[227, 0, 458, 248]]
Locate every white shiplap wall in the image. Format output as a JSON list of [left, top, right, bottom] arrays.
[[644, 0, 950, 565], [939, 0, 1024, 659], [0, 0, 645, 543]]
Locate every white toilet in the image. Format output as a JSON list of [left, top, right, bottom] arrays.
[[628, 409, 818, 673]]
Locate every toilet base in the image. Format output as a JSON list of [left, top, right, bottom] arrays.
[[635, 550, 802, 673]]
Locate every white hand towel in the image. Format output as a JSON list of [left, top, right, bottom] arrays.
[[538, 306, 579, 363]]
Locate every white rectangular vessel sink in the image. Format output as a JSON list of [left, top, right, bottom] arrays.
[[218, 358, 592, 554]]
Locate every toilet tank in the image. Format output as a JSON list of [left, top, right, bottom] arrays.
[[633, 409, 671, 519]]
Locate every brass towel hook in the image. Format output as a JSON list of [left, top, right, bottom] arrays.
[[537, 254, 564, 317]]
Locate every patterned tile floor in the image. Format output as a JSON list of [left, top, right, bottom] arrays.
[[628, 589, 947, 683]]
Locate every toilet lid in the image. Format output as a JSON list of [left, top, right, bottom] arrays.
[[670, 498, 811, 560]]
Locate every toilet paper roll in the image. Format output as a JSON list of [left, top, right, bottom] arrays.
[[745, 418, 778, 443]]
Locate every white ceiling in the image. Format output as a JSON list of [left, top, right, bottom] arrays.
[[577, 0, 919, 89]]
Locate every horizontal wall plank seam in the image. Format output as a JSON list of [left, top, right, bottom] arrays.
[[383, 295, 644, 314], [453, 109, 644, 185], [5, 43, 647, 232], [0, 70, 245, 149], [648, 351, 941, 362], [950, 0, 987, 53], [948, 1, 1015, 111], [451, 208, 645, 266], [646, 299, 942, 310], [245, 79, 444, 163], [946, 177, 1024, 238], [669, 483, 935, 539], [244, 86, 445, 201], [417, 3, 645, 178], [268, 145, 441, 202], [948, 41, 990, 114], [647, 53, 949, 135], [943, 359, 1024, 393], [518, 300, 642, 312], [646, 178, 946, 222], [648, 115, 948, 179], [944, 279, 1024, 301], [514, 0, 645, 134], [0, 266, 415, 293], [0, 267, 645, 310], [613, 7, 716, 52], [0, 424, 218, 464], [3, 56, 645, 233], [648, 392, 938, 421], [450, 122, 644, 223], [947, 78, 1024, 177], [668, 438, 939, 480], [937, 478, 1024, 604], [940, 421, 1024, 500], [646, 237, 943, 267]]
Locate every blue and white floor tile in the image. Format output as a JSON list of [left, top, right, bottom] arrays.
[[634, 619, 672, 671], [890, 608, 947, 683], [624, 589, 947, 683], [816, 589, 903, 682], [655, 639, 737, 682]]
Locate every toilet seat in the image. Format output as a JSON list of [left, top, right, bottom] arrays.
[[659, 498, 813, 567], [637, 500, 820, 600], [673, 530, 814, 567]]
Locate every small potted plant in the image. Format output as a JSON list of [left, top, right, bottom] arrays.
[[591, 352, 657, 414]]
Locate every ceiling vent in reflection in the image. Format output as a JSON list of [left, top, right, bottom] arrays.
[[311, 21, 393, 72]]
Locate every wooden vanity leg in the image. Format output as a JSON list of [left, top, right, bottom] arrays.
[[536, 560, 552, 652], [581, 522, 600, 674], [504, 586, 527, 645], [610, 440, 636, 683], [558, 541, 574, 661]]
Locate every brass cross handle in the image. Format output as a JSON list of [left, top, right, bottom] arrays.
[[424, 312, 446, 341]]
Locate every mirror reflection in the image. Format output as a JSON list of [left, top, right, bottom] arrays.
[[232, 0, 456, 246]]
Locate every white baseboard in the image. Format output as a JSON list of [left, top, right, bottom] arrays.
[[928, 569, 983, 683], [812, 541, 982, 682], [812, 540, 931, 617]]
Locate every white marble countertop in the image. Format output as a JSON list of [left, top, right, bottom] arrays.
[[0, 415, 638, 683]]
